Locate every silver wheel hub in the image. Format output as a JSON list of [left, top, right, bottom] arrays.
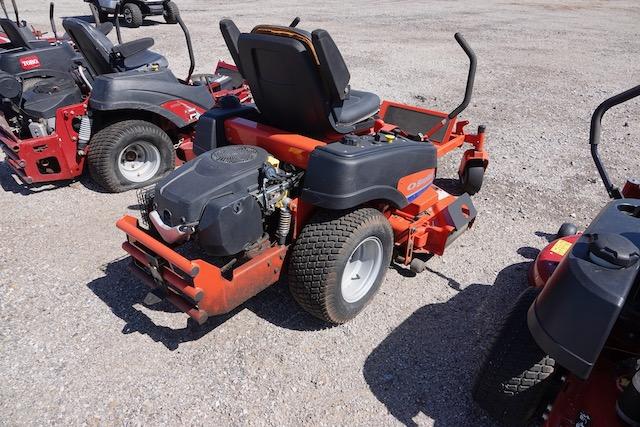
[[341, 236, 384, 303], [117, 141, 161, 183]]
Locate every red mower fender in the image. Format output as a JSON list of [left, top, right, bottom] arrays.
[[529, 234, 581, 288]]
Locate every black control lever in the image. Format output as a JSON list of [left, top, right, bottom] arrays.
[[448, 33, 476, 119], [289, 17, 300, 28], [590, 84, 640, 199], [176, 14, 195, 82], [10, 0, 18, 25], [114, 2, 123, 43], [49, 2, 58, 40], [0, 0, 8, 20]]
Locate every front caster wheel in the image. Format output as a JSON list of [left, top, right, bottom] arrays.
[[163, 1, 180, 24], [473, 287, 559, 426], [289, 208, 393, 324], [87, 120, 175, 193], [460, 164, 484, 195], [122, 2, 143, 27]]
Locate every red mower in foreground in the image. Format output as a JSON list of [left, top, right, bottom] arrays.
[[473, 85, 640, 426], [0, 9, 247, 192], [116, 21, 488, 325]]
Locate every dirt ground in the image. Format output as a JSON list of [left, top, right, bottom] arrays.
[[1, 0, 639, 425]]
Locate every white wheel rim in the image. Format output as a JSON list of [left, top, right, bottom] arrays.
[[341, 236, 384, 303], [117, 141, 161, 183]]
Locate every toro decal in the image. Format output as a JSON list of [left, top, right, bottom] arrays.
[[397, 169, 435, 202], [19, 55, 41, 71]]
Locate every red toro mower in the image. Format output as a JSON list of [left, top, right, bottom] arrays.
[[0, 8, 247, 192], [473, 85, 640, 426], [116, 20, 488, 325]]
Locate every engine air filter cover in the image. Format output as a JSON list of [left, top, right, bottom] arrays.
[[211, 145, 259, 163]]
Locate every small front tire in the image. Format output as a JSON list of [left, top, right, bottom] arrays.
[[122, 2, 143, 27], [460, 164, 484, 195], [163, 1, 180, 24], [87, 120, 175, 193], [289, 208, 393, 324]]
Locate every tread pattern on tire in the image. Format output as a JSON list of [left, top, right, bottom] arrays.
[[124, 3, 143, 27], [473, 287, 556, 426], [163, 1, 179, 24], [87, 120, 174, 193], [288, 208, 390, 324]]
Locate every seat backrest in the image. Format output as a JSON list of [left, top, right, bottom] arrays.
[[219, 19, 242, 75], [237, 24, 352, 135], [0, 19, 33, 49], [62, 18, 114, 76]]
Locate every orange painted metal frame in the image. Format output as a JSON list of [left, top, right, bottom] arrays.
[[116, 99, 488, 322]]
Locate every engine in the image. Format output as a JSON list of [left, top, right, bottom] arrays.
[[146, 145, 302, 256]]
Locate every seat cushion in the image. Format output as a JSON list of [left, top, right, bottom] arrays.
[[122, 50, 169, 71], [335, 89, 380, 126]]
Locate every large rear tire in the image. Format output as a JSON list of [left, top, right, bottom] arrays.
[[87, 120, 175, 193], [472, 287, 558, 426], [289, 208, 393, 324], [163, 1, 180, 24], [122, 2, 143, 28]]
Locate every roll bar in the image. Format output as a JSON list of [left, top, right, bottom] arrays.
[[590, 84, 640, 199], [49, 2, 58, 39], [448, 33, 476, 119]]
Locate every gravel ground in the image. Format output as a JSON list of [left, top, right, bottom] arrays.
[[1, 0, 639, 425]]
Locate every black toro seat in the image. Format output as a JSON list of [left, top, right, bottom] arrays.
[[233, 23, 380, 135], [61, 18, 168, 76], [0, 19, 49, 50]]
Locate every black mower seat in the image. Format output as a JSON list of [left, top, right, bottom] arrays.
[[234, 23, 380, 135], [0, 19, 49, 50], [61, 18, 168, 76]]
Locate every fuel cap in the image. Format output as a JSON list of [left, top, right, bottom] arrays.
[[588, 233, 640, 268]]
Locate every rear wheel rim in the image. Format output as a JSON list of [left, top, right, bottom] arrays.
[[123, 8, 132, 23], [341, 236, 384, 303], [117, 141, 161, 183]]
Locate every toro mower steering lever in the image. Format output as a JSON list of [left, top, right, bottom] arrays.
[[49, 2, 58, 40], [176, 14, 196, 83], [590, 84, 640, 199], [114, 2, 123, 43], [448, 32, 476, 120], [10, 0, 18, 25]]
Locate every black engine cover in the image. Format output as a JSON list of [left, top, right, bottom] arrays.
[[154, 145, 267, 256]]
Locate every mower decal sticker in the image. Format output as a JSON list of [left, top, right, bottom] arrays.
[[19, 55, 41, 71], [397, 169, 435, 202], [550, 239, 572, 256]]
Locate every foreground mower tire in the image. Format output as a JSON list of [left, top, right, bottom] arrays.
[[163, 1, 180, 24], [473, 287, 558, 426], [460, 165, 484, 195], [122, 3, 143, 28], [289, 208, 393, 324], [88, 120, 175, 193]]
